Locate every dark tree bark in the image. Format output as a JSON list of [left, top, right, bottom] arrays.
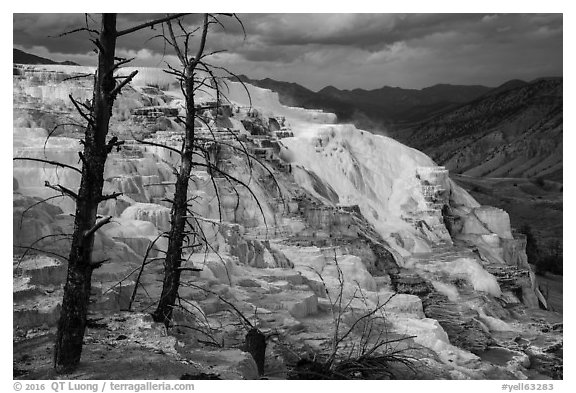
[[151, 73, 196, 324], [50, 13, 191, 373], [53, 13, 118, 372], [152, 15, 208, 325]]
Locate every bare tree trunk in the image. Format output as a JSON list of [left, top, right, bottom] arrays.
[[54, 14, 117, 372], [152, 68, 196, 325], [47, 12, 191, 372]]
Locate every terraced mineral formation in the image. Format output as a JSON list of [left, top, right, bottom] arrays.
[[13, 65, 561, 380]]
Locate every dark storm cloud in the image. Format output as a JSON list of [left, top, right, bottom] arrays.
[[13, 13, 562, 90], [13, 13, 234, 60], [235, 13, 562, 54], [243, 14, 482, 48], [14, 13, 95, 54]]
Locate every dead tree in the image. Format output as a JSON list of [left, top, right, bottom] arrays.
[[50, 13, 189, 372], [52, 13, 122, 372], [14, 12, 255, 372], [151, 15, 211, 324], [149, 14, 276, 326]]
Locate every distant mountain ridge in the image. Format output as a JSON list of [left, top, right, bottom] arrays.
[[393, 78, 563, 180], [13, 48, 79, 66], [234, 74, 493, 127]]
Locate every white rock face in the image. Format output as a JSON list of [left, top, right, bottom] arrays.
[[282, 126, 435, 247], [382, 293, 425, 318], [461, 213, 493, 236], [476, 309, 519, 332], [120, 203, 172, 231], [287, 293, 319, 319], [221, 81, 490, 257], [473, 206, 513, 239], [388, 315, 479, 365], [193, 253, 237, 285], [24, 84, 92, 103], [13, 127, 48, 139], [279, 245, 377, 295], [225, 81, 337, 125], [442, 258, 502, 297], [431, 281, 460, 302], [321, 254, 377, 292], [449, 179, 481, 208], [411, 256, 502, 297]]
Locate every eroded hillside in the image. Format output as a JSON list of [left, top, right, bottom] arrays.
[[396, 79, 563, 180]]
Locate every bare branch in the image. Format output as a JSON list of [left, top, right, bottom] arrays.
[[112, 56, 136, 71], [189, 14, 209, 71], [128, 232, 167, 311], [183, 282, 254, 329], [190, 160, 268, 227], [104, 256, 166, 296], [133, 138, 182, 157], [13, 157, 82, 174], [15, 233, 72, 267], [232, 13, 247, 39], [52, 27, 99, 38], [90, 258, 110, 270], [63, 73, 95, 82], [105, 136, 124, 153], [14, 245, 69, 263], [84, 216, 113, 238], [44, 122, 87, 152], [110, 70, 138, 97], [116, 13, 190, 37], [44, 181, 79, 200], [176, 267, 203, 272], [90, 38, 105, 54], [165, 18, 187, 66], [163, 68, 185, 79], [69, 94, 94, 126], [18, 195, 65, 231], [98, 192, 123, 202]]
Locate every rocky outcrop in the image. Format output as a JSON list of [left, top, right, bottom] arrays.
[[131, 106, 179, 117], [286, 293, 318, 319], [13, 255, 136, 331], [484, 265, 539, 308], [120, 203, 171, 231], [220, 224, 293, 269], [422, 292, 494, 354]]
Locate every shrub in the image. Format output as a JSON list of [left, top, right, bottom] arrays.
[[288, 253, 417, 379]]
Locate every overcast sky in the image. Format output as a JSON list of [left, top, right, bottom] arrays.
[[13, 13, 563, 91]]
